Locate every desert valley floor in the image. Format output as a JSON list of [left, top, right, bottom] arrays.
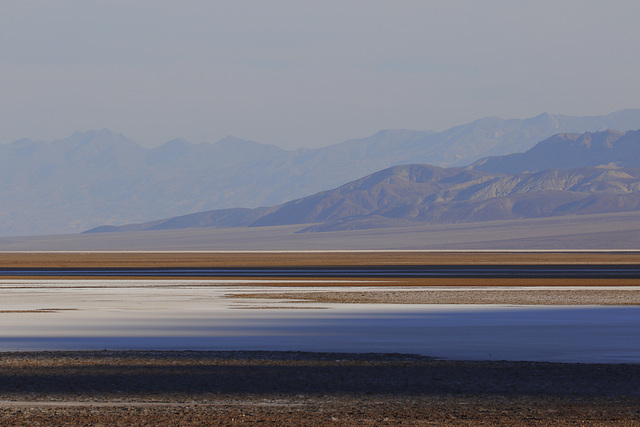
[[0, 251, 639, 425]]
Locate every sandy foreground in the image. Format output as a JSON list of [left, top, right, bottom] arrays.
[[4, 251, 640, 307], [1, 250, 640, 268], [5, 251, 640, 306], [1, 252, 639, 425], [0, 351, 639, 426], [3, 211, 640, 251]]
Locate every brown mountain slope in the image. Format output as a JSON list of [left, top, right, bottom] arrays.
[[471, 129, 640, 174], [258, 165, 640, 232], [6, 109, 640, 237], [86, 164, 640, 233]]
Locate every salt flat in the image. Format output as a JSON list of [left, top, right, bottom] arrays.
[[2, 279, 640, 363], [2, 211, 640, 251]]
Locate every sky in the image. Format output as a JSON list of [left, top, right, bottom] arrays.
[[2, 1, 640, 150]]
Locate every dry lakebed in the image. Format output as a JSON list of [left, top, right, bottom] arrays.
[[0, 251, 639, 425]]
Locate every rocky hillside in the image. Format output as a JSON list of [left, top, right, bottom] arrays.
[[472, 129, 640, 174], [4, 109, 640, 236], [87, 163, 640, 234]]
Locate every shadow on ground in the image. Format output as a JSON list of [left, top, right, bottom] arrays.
[[0, 351, 639, 398]]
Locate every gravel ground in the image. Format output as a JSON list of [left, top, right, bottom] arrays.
[[0, 351, 638, 425], [227, 288, 640, 306]]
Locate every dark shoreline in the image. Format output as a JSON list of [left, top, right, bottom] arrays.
[[1, 350, 638, 425]]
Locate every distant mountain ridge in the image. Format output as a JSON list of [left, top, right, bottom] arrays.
[[87, 164, 640, 234], [472, 129, 640, 173], [87, 127, 640, 234], [4, 109, 640, 236]]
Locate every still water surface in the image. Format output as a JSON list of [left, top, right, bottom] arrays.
[[1, 280, 638, 363]]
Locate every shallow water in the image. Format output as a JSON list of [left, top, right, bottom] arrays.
[[1, 279, 639, 363]]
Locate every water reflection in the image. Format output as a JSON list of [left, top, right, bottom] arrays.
[[0, 280, 639, 363]]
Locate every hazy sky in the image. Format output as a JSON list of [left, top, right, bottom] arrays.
[[2, 1, 640, 149]]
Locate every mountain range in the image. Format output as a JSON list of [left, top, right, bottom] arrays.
[[3, 109, 640, 236], [87, 129, 640, 234]]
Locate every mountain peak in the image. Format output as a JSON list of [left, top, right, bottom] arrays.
[[60, 129, 141, 148], [4, 110, 640, 237], [213, 135, 284, 155], [471, 128, 637, 174], [521, 112, 559, 128]]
